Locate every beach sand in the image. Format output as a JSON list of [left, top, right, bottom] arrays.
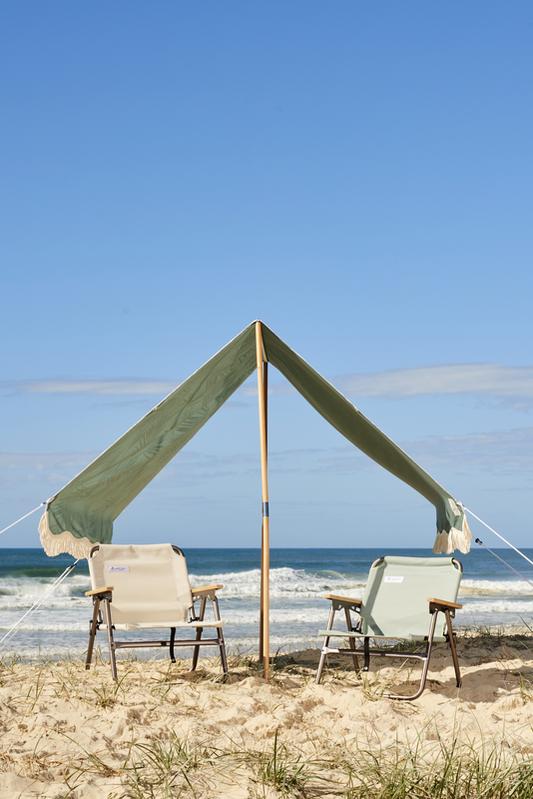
[[1, 631, 533, 798]]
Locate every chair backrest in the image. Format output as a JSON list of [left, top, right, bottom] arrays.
[[360, 556, 462, 640], [88, 543, 193, 627]]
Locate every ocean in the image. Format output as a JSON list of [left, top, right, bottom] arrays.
[[1, 547, 532, 663]]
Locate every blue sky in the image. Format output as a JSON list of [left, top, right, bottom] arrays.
[[1, 2, 532, 551]]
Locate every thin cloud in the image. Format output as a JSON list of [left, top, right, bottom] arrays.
[[334, 364, 533, 399], [404, 427, 533, 471], [243, 363, 533, 406], [0, 452, 99, 469], [1, 379, 254, 408], [1, 379, 180, 396], [1, 425, 532, 499], [0, 449, 260, 494], [4, 364, 533, 403], [0, 451, 100, 492], [268, 428, 533, 475]]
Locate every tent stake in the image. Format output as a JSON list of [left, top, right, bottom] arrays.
[[256, 321, 270, 679]]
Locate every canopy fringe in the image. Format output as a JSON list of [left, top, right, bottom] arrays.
[[39, 511, 93, 559], [433, 515, 472, 555]]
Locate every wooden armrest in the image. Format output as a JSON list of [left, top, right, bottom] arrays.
[[428, 597, 462, 610], [192, 584, 223, 596], [85, 586, 114, 597], [324, 594, 362, 605]]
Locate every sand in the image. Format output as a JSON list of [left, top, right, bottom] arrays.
[[1, 631, 533, 798]]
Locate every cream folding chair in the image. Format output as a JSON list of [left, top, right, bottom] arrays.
[[85, 543, 228, 679], [316, 555, 462, 700]]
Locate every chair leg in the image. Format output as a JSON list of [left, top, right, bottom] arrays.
[[86, 598, 101, 670], [101, 597, 117, 681], [363, 636, 370, 671], [190, 626, 204, 671], [316, 605, 336, 684], [170, 627, 176, 663], [212, 596, 228, 675], [218, 632, 228, 675], [190, 596, 207, 672], [384, 611, 439, 701], [344, 607, 360, 673], [445, 609, 462, 687], [316, 649, 328, 684]]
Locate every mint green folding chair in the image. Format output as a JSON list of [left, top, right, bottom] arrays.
[[316, 556, 462, 700]]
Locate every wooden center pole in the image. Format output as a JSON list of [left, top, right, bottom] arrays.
[[255, 321, 270, 679]]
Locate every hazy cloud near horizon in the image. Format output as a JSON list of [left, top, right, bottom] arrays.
[[0, 379, 180, 396], [4, 364, 533, 404], [2, 426, 533, 490], [403, 427, 533, 471], [334, 364, 533, 400]]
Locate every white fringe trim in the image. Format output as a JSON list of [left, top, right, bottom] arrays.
[[39, 511, 95, 559], [433, 514, 472, 555]]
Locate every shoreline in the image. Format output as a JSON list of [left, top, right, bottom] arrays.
[[0, 620, 531, 667], [1, 630, 533, 796]]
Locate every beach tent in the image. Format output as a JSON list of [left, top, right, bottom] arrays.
[[38, 321, 471, 676]]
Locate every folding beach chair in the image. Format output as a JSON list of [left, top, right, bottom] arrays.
[[316, 556, 462, 700], [85, 543, 228, 680]]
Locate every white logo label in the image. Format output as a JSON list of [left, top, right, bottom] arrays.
[[108, 565, 130, 573], [384, 576, 403, 583]]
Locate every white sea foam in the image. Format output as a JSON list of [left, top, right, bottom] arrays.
[[460, 579, 533, 596], [459, 599, 533, 614], [190, 567, 365, 599], [0, 575, 90, 609], [0, 621, 89, 633]]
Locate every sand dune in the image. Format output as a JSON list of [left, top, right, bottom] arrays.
[[1, 632, 533, 797]]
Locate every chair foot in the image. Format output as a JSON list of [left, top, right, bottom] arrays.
[[316, 651, 327, 684]]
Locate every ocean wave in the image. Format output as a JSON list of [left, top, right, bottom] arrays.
[[459, 598, 533, 613], [0, 568, 79, 579], [190, 567, 365, 599], [2, 565, 532, 615], [460, 579, 533, 597], [0, 604, 329, 631], [0, 574, 91, 609], [0, 621, 89, 633]]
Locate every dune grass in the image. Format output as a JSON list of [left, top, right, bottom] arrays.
[[70, 729, 533, 798]]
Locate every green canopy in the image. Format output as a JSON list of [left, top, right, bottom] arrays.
[[39, 321, 471, 559]]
